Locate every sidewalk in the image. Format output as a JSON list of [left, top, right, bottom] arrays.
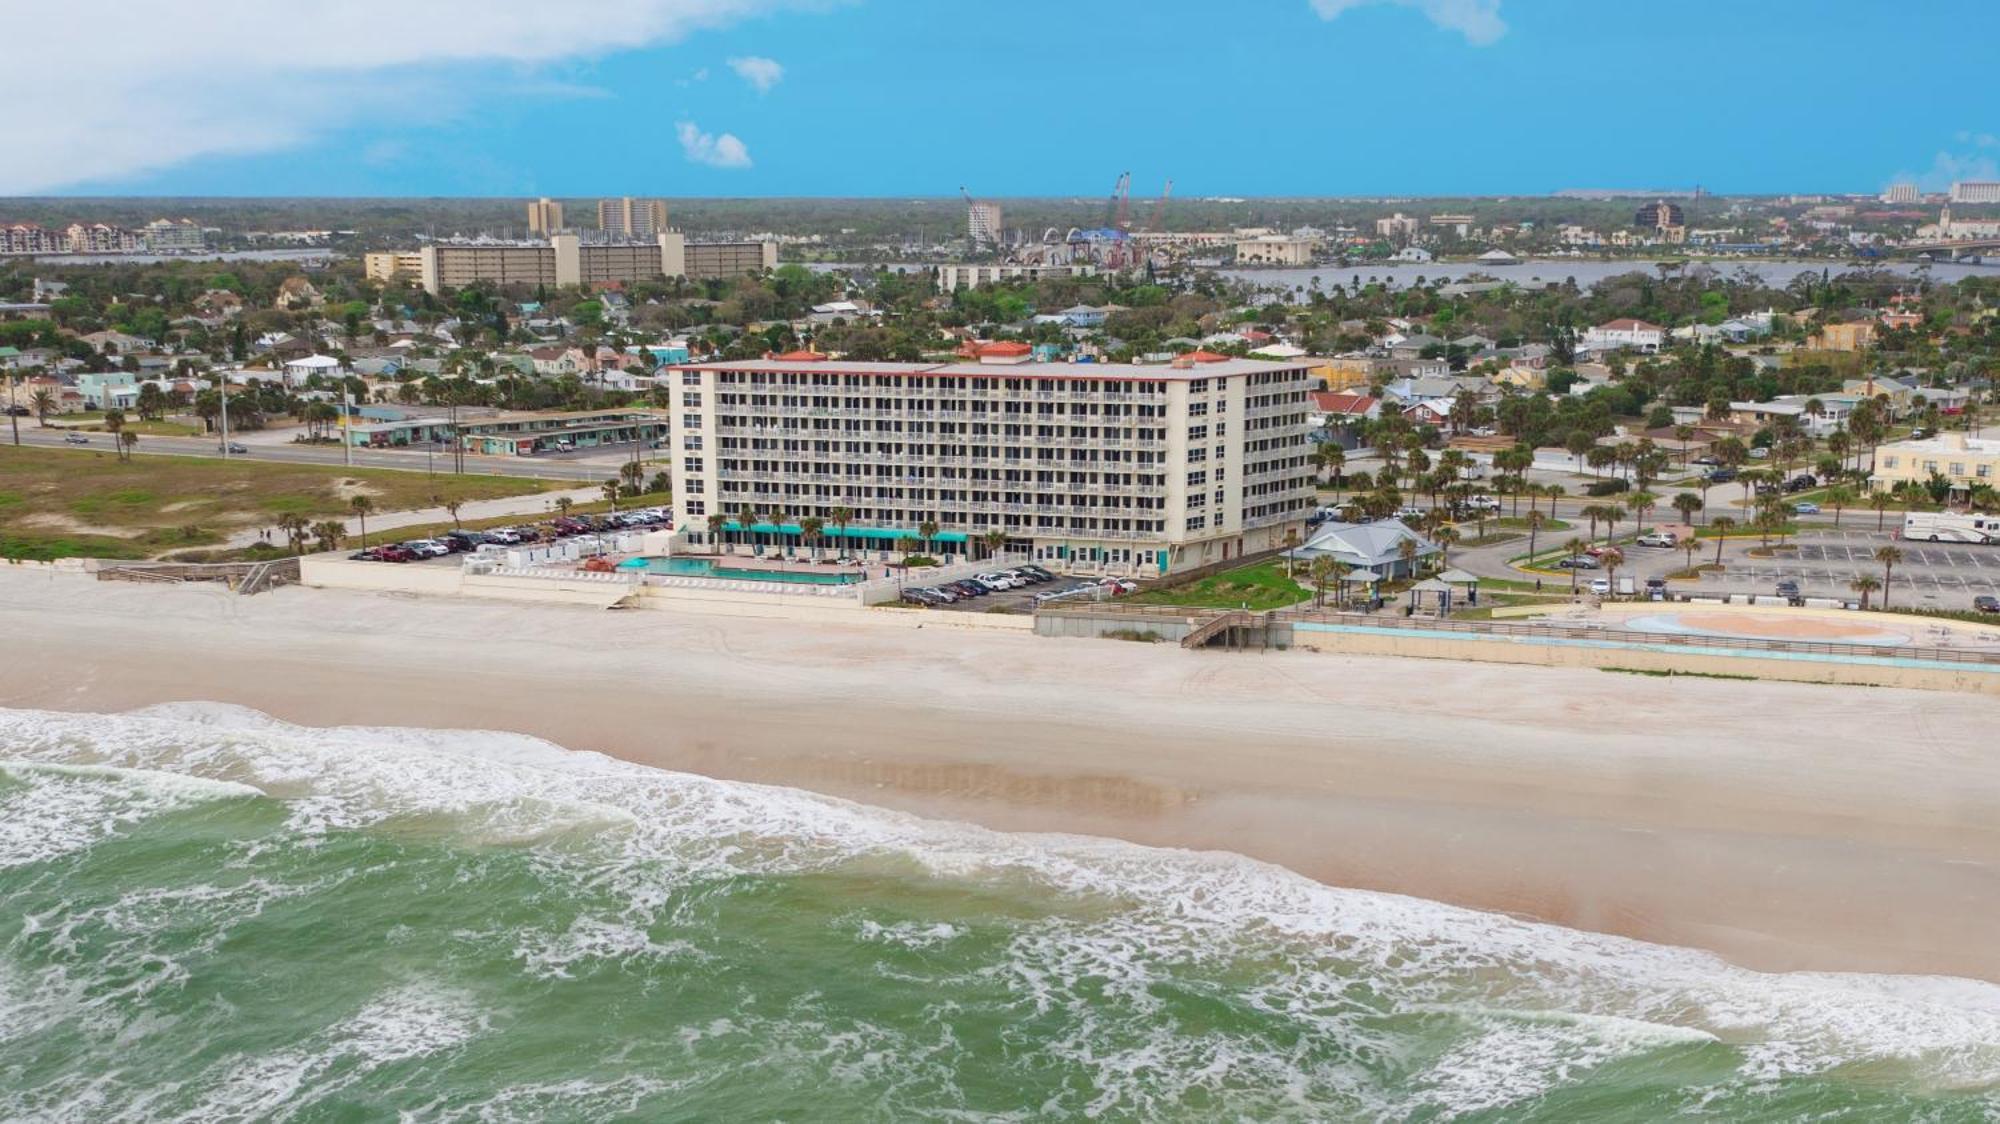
[[222, 485, 606, 549]]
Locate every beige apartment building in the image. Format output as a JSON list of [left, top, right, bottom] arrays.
[[363, 250, 425, 283], [598, 197, 668, 237], [1872, 433, 2000, 495], [526, 197, 565, 235], [665, 351, 1317, 574], [415, 232, 777, 294]]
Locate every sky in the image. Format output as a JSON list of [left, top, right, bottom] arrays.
[[11, 0, 2000, 198]]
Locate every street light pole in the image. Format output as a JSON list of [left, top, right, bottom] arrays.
[[218, 372, 230, 456], [7, 372, 17, 446]]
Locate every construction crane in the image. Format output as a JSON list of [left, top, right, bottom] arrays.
[[1104, 172, 1131, 231], [1145, 179, 1173, 233]]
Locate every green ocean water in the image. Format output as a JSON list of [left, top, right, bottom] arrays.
[[3, 704, 1999, 1122]]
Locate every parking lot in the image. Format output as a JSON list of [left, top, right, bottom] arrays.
[[1696, 529, 2000, 607]]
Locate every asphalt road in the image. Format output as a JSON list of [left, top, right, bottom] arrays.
[[0, 426, 626, 482]]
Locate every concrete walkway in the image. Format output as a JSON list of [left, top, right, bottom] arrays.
[[222, 485, 607, 549]]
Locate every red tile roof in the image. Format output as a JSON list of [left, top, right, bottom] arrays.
[[1310, 391, 1378, 416], [769, 349, 827, 362], [976, 341, 1032, 356]]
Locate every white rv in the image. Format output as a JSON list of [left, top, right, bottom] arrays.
[[1902, 512, 2000, 544]]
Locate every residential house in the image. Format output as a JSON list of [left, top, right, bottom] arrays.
[[1811, 321, 1876, 352], [280, 354, 348, 388], [274, 276, 325, 310], [1580, 318, 1666, 354]]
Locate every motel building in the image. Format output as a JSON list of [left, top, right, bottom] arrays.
[[665, 350, 1317, 575], [344, 408, 667, 455]]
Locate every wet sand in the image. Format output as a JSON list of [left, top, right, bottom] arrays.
[[3, 567, 1999, 980]]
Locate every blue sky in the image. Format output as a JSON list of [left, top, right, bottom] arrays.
[[17, 0, 2000, 197]]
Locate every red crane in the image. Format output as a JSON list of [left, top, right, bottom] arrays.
[[1145, 179, 1173, 233]]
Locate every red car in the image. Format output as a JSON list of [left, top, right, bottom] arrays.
[[372, 544, 416, 563]]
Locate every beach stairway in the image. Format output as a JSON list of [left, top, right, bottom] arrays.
[[1181, 609, 1267, 650]]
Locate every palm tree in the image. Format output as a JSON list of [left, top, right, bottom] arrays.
[[349, 495, 375, 547], [704, 512, 725, 551], [1822, 485, 1856, 527], [619, 459, 646, 493], [831, 506, 853, 559], [1708, 515, 1736, 567], [1871, 490, 1893, 532], [103, 410, 127, 461], [276, 512, 311, 554], [1680, 534, 1702, 575], [1599, 546, 1625, 598], [119, 430, 139, 462], [30, 388, 55, 427], [1562, 536, 1586, 594], [1849, 574, 1881, 611], [1397, 535, 1420, 579], [1432, 524, 1460, 567], [311, 520, 346, 553], [1875, 545, 1904, 609], [601, 478, 621, 511], [1627, 490, 1658, 534], [554, 496, 575, 517], [1523, 510, 1547, 563], [918, 518, 940, 560], [800, 515, 825, 560], [1309, 554, 1337, 609], [444, 498, 463, 529], [737, 504, 758, 554], [982, 528, 1007, 560], [1671, 491, 1702, 529]]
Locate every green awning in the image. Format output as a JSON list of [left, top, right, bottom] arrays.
[[720, 521, 968, 543]]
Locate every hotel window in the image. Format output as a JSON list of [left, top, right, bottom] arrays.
[[683, 435, 703, 450], [683, 457, 704, 473], [1187, 515, 1207, 531], [685, 500, 705, 515], [1952, 463, 1967, 477], [681, 371, 701, 386], [682, 392, 703, 407], [1187, 470, 1207, 487]]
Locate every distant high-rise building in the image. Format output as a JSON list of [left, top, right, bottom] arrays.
[[1881, 183, 1920, 204], [526, 197, 565, 236], [966, 199, 1003, 247], [1950, 181, 2000, 205], [598, 197, 669, 239], [1634, 199, 1685, 229]]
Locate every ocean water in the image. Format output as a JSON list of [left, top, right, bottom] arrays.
[[3, 706, 1999, 1122]]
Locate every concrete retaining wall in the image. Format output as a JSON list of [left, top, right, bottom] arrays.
[[1036, 611, 1199, 643], [1290, 620, 2000, 695]]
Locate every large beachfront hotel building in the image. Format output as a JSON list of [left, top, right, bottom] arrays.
[[665, 350, 1317, 574]]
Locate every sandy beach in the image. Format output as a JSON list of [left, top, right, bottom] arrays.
[[4, 566, 1999, 981]]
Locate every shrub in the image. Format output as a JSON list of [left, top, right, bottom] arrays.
[[1586, 479, 1630, 496]]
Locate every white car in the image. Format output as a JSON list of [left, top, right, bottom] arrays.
[[973, 572, 1017, 591], [402, 539, 450, 559], [1588, 578, 1612, 595], [1635, 531, 1676, 548]]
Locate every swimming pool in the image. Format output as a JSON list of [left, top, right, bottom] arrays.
[[618, 556, 862, 585]]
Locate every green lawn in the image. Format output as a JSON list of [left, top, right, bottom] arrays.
[[0, 445, 560, 562], [1491, 516, 1572, 532], [163, 489, 674, 561], [1128, 560, 1311, 612]]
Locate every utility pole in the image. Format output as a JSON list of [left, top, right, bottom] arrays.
[[7, 372, 17, 446], [218, 372, 230, 456], [341, 386, 353, 467]]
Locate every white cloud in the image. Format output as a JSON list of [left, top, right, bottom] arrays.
[[1310, 0, 1505, 45], [1891, 149, 2000, 193], [727, 55, 785, 93], [676, 121, 753, 168], [6, 1, 809, 192]]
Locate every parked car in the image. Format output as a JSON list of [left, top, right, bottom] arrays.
[[1793, 502, 1821, 515], [1099, 578, 1138, 594], [1635, 531, 1677, 548], [1691, 454, 1720, 466], [1705, 468, 1737, 483], [349, 549, 381, 561], [1785, 474, 1818, 493], [1776, 580, 1802, 600], [1394, 506, 1426, 521], [1556, 555, 1600, 570], [1975, 595, 2000, 614], [62, 433, 89, 445], [1002, 568, 1047, 585], [440, 531, 486, 552], [1019, 564, 1057, 582], [1588, 578, 1612, 595], [945, 580, 986, 599], [373, 545, 416, 563], [1749, 447, 1770, 459], [485, 528, 525, 545], [974, 572, 1018, 591], [899, 589, 933, 606], [922, 586, 960, 603], [402, 539, 450, 559]]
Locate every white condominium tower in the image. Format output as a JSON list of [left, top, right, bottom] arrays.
[[666, 349, 1316, 574]]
